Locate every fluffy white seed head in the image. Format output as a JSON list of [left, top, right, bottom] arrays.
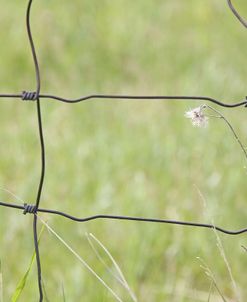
[[185, 105, 208, 128]]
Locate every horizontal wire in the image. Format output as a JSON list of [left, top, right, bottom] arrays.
[[0, 94, 22, 98], [0, 201, 246, 236], [0, 93, 246, 108]]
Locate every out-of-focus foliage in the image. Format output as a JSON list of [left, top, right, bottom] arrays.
[[0, 0, 246, 301]]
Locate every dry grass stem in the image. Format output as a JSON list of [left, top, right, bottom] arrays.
[[37, 217, 123, 302], [87, 233, 137, 302]]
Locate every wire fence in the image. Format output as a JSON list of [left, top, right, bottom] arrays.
[[0, 0, 246, 301]]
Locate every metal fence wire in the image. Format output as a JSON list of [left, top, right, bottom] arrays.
[[0, 0, 246, 301]]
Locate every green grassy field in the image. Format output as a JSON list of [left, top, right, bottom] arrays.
[[0, 0, 246, 301]]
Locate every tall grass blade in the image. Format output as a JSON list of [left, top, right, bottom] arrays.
[[196, 186, 241, 301], [38, 217, 123, 302], [198, 257, 228, 302], [87, 233, 137, 302], [207, 280, 213, 302], [11, 224, 45, 302]]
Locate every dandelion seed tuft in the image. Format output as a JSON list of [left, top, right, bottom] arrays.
[[185, 105, 208, 128]]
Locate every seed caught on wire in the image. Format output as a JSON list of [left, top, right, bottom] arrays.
[[185, 105, 208, 128]]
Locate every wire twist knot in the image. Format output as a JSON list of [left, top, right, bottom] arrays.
[[22, 91, 38, 101], [23, 203, 37, 215]]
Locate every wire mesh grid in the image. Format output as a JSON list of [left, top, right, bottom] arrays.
[[0, 0, 246, 300]]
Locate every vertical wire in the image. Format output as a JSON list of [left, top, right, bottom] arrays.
[[35, 98, 45, 210], [26, 0, 45, 301], [33, 215, 43, 302], [33, 97, 45, 302], [26, 0, 41, 96]]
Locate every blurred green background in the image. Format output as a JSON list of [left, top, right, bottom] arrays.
[[0, 0, 246, 301]]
